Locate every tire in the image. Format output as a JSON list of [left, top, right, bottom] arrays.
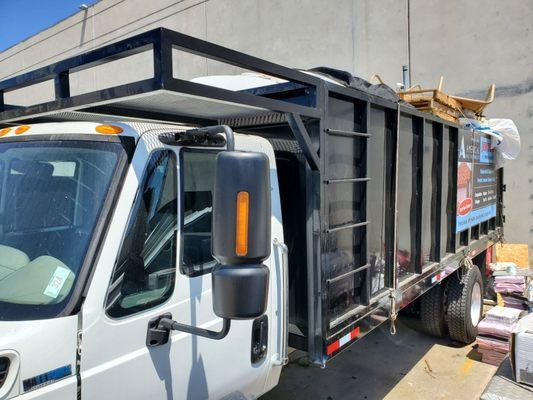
[[446, 265, 483, 343], [420, 284, 447, 337]]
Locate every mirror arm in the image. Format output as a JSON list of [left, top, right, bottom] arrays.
[[147, 313, 231, 346], [159, 316, 231, 340], [147, 312, 231, 347]]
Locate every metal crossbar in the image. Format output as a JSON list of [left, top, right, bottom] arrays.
[[325, 128, 372, 138], [326, 220, 370, 233], [325, 177, 371, 184], [326, 264, 371, 284]]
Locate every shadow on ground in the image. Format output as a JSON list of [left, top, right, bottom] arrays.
[[261, 317, 460, 400]]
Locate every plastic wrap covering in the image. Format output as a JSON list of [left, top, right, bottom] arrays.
[[489, 119, 521, 169], [460, 118, 521, 169]]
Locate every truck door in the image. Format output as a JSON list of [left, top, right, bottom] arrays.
[[79, 137, 277, 399]]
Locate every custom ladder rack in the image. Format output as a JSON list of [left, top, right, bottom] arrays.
[[0, 27, 323, 172]]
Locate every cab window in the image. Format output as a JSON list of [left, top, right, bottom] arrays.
[[105, 150, 177, 318]]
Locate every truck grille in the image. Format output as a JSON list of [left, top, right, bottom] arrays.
[[0, 357, 9, 389]]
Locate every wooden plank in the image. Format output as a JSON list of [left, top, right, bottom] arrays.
[[413, 100, 461, 117], [398, 89, 462, 111], [495, 243, 529, 268], [418, 108, 458, 123], [433, 91, 462, 110]]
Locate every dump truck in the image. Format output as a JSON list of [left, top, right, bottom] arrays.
[[0, 28, 504, 400]]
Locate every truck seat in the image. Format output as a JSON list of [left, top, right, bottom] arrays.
[[0, 255, 74, 305], [0, 244, 30, 281]]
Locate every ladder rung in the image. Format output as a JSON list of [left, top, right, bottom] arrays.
[[325, 177, 371, 184], [326, 128, 371, 138], [326, 220, 370, 233], [326, 263, 371, 284]]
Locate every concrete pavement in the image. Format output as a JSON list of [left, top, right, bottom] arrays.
[[262, 318, 497, 400]]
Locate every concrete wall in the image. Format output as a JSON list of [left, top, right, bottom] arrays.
[[406, 1, 533, 263], [1, 0, 531, 260]]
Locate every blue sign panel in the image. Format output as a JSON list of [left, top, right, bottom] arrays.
[[456, 129, 497, 233]]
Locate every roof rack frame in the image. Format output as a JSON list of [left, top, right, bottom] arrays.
[[0, 28, 323, 123]]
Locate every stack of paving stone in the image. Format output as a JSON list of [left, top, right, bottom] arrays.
[[495, 275, 527, 310], [477, 306, 523, 366]]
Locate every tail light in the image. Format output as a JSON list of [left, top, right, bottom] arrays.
[[0, 357, 9, 389]]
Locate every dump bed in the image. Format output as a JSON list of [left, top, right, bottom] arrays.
[[231, 79, 503, 365], [0, 28, 503, 367]]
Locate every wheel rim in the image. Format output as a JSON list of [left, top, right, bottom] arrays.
[[470, 282, 482, 326]]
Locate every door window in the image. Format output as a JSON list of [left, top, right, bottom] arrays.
[[180, 150, 218, 277], [106, 150, 177, 318]]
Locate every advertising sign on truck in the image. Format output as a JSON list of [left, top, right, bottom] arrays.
[[456, 129, 497, 233]]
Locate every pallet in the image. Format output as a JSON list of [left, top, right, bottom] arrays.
[[399, 89, 463, 111], [397, 77, 495, 122], [418, 107, 458, 123]]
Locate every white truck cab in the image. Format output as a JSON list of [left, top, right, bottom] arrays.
[[0, 122, 286, 400]]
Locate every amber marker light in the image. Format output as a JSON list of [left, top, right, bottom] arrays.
[[235, 191, 250, 256], [0, 128, 11, 137], [15, 125, 30, 135], [95, 124, 123, 134]]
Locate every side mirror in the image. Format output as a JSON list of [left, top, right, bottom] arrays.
[[147, 151, 270, 345], [211, 151, 271, 319]]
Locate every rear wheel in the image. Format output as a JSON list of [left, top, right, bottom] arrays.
[[420, 284, 447, 337], [446, 265, 483, 343]]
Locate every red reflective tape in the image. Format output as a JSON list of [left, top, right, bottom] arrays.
[[326, 327, 360, 356], [350, 327, 360, 340], [431, 272, 445, 284], [326, 341, 340, 355]]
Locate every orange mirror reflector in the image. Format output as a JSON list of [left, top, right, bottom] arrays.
[[235, 191, 249, 256], [15, 125, 30, 135], [95, 125, 123, 135]]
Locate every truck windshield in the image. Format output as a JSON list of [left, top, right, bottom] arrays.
[[0, 139, 124, 320]]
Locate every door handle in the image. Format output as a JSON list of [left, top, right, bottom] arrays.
[[251, 315, 268, 363]]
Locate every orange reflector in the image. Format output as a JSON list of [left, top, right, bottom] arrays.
[[235, 191, 249, 256], [15, 125, 30, 135], [95, 125, 123, 135], [0, 127, 11, 137]]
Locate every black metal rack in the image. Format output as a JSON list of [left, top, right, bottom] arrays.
[[0, 28, 321, 119], [0, 27, 503, 367]]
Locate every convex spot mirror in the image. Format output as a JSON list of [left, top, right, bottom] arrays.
[[211, 151, 270, 320]]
